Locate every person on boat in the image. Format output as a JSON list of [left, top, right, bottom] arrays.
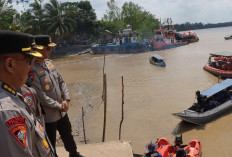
[[195, 91, 206, 112], [224, 87, 232, 100], [144, 142, 160, 157]]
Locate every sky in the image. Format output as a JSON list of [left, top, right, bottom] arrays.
[[14, 0, 232, 24]]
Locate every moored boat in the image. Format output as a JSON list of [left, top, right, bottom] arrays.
[[182, 30, 199, 43], [151, 18, 188, 51], [149, 54, 166, 67], [203, 51, 232, 78], [91, 29, 148, 54], [173, 79, 232, 124]]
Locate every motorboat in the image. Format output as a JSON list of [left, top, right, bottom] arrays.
[[173, 79, 232, 124], [203, 51, 232, 78], [224, 34, 232, 40], [145, 135, 202, 157], [182, 30, 199, 43], [149, 54, 166, 67]]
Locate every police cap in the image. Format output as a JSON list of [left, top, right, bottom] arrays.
[[0, 30, 43, 58], [31, 36, 44, 50], [35, 35, 56, 47]]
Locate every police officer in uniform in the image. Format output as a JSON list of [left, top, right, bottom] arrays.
[[17, 39, 46, 126], [31, 35, 83, 157], [0, 30, 54, 156]]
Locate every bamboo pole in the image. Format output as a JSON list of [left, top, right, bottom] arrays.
[[102, 73, 107, 142], [82, 107, 87, 144], [119, 76, 124, 140]]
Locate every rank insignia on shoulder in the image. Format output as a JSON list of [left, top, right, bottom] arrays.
[[10, 124, 27, 148], [23, 93, 33, 107], [1, 83, 16, 96], [6, 116, 26, 127]]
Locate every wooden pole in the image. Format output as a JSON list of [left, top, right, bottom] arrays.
[[82, 107, 87, 144], [102, 73, 107, 142], [119, 76, 124, 140]]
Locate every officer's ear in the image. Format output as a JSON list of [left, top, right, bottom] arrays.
[[4, 58, 15, 73]]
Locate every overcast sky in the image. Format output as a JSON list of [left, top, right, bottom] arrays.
[[15, 0, 232, 24]]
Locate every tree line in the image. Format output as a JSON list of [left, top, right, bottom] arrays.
[[175, 22, 232, 31]]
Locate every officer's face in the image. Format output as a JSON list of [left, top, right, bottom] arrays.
[[38, 46, 52, 59], [0, 53, 33, 89]]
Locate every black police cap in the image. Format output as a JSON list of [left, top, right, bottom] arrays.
[[0, 30, 43, 58], [35, 35, 56, 47]]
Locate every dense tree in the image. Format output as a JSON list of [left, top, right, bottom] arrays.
[[43, 0, 76, 37], [20, 0, 45, 34], [0, 0, 18, 30]]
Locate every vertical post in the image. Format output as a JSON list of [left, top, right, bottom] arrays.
[[119, 76, 124, 140], [102, 73, 107, 142], [82, 107, 87, 144]]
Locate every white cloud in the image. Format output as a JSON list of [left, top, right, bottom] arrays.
[[10, 2, 25, 14], [22, 0, 232, 24]]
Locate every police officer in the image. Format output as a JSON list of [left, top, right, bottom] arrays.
[[31, 35, 83, 157], [17, 39, 46, 126], [0, 30, 54, 156]]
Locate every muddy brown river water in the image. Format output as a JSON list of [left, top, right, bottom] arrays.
[[54, 26, 232, 156]]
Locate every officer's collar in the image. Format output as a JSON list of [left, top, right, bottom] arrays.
[[1, 82, 16, 96]]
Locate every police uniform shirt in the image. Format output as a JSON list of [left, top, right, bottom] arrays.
[[18, 84, 45, 127], [0, 82, 52, 157], [32, 59, 70, 123]]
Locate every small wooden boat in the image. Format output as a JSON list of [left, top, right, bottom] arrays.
[[173, 79, 232, 124], [203, 51, 232, 78], [150, 54, 166, 67], [145, 136, 202, 157]]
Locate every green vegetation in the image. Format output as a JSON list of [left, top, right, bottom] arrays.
[[0, 0, 159, 44], [1, 0, 232, 44]]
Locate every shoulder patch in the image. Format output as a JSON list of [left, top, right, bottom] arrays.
[[10, 124, 27, 148], [6, 116, 26, 127], [23, 93, 33, 107], [28, 71, 35, 81]]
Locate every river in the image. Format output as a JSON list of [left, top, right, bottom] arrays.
[[54, 26, 232, 156]]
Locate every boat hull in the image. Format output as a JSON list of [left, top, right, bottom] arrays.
[[91, 43, 148, 54], [203, 65, 232, 78], [173, 100, 232, 124], [151, 42, 188, 51]]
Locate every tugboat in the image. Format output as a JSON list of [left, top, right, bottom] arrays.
[[91, 29, 148, 54], [150, 18, 188, 51]]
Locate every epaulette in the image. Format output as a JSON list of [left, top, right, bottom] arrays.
[[1, 83, 16, 96]]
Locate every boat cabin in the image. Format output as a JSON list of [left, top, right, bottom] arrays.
[[207, 51, 232, 71]]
